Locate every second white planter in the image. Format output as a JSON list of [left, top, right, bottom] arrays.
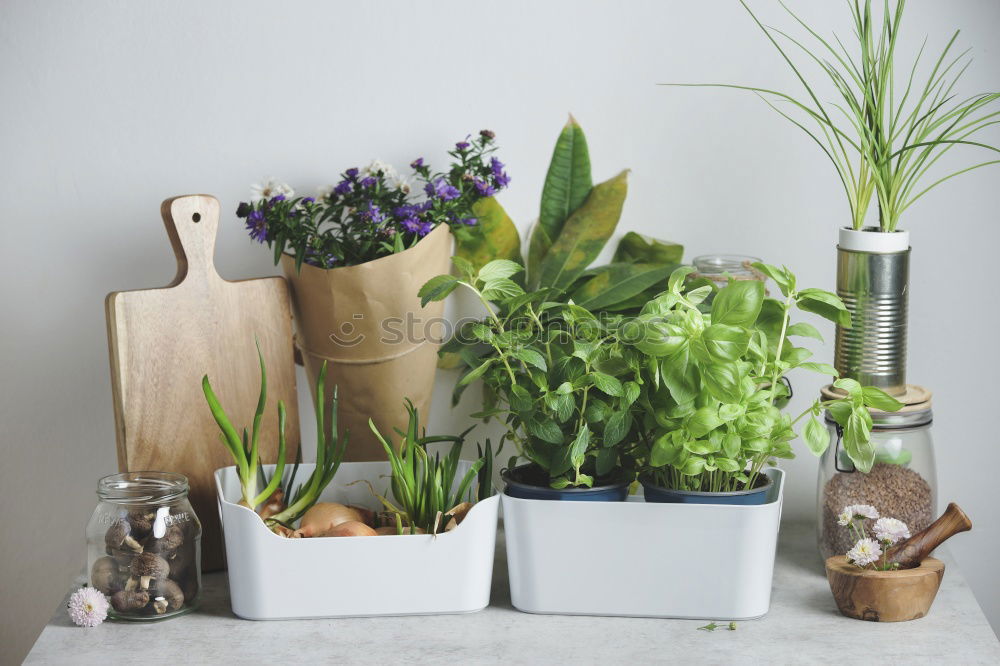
[[503, 468, 785, 620]]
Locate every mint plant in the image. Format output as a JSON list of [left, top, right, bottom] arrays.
[[420, 258, 646, 489]]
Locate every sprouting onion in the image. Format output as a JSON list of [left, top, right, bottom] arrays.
[[202, 343, 346, 527], [202, 340, 286, 510], [267, 362, 347, 525], [368, 399, 486, 534]]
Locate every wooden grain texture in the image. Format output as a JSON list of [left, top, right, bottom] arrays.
[[887, 502, 972, 569], [825, 555, 944, 622], [106, 195, 300, 571]]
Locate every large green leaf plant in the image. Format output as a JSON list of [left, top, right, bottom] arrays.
[[458, 115, 683, 312], [633, 264, 903, 492]]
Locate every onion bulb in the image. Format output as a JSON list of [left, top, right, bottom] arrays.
[[327, 521, 377, 537], [293, 503, 370, 538]]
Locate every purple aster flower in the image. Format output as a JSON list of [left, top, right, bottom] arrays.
[[245, 210, 268, 243], [473, 178, 495, 197], [360, 176, 377, 188], [410, 157, 424, 169], [490, 157, 505, 177], [418, 220, 435, 236], [334, 180, 352, 195], [345, 167, 359, 179], [427, 178, 460, 201], [460, 217, 478, 226], [455, 141, 470, 151], [305, 247, 338, 269], [362, 202, 386, 224], [401, 216, 421, 234], [393, 204, 418, 219], [269, 194, 286, 204], [301, 197, 315, 204], [494, 170, 510, 188]]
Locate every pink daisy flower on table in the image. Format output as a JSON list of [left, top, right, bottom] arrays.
[[67, 587, 109, 627]]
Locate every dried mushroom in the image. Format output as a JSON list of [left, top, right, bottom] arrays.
[[151, 579, 185, 614], [90, 556, 121, 595], [129, 552, 169, 590], [127, 511, 154, 539], [145, 524, 184, 557], [111, 589, 149, 612], [105, 519, 143, 554]]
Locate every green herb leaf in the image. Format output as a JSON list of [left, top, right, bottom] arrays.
[[591, 372, 623, 396], [702, 324, 752, 362], [786, 321, 824, 341], [797, 288, 851, 327], [481, 278, 525, 301], [803, 415, 830, 455], [458, 359, 494, 386], [861, 387, 904, 412], [751, 262, 794, 297], [799, 361, 838, 376], [478, 259, 524, 283], [526, 417, 565, 445], [511, 348, 547, 371], [420, 274, 462, 307], [711, 280, 765, 326]]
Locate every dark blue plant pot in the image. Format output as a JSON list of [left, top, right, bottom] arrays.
[[640, 475, 773, 505], [502, 466, 629, 502]]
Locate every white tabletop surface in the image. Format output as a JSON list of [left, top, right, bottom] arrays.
[[26, 522, 1000, 665]]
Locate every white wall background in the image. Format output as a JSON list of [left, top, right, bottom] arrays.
[[1, 0, 997, 661]]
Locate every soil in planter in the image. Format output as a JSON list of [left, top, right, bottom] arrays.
[[821, 463, 933, 560], [506, 465, 622, 489]]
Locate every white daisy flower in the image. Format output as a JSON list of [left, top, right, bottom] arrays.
[[873, 517, 910, 544], [250, 178, 294, 203], [837, 509, 854, 527], [364, 159, 397, 180], [843, 504, 880, 521], [847, 537, 883, 567], [315, 183, 334, 199], [396, 176, 411, 194]]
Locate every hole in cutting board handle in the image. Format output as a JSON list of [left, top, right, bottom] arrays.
[[192, 212, 202, 223]]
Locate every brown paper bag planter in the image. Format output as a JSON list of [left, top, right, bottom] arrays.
[[280, 224, 452, 460]]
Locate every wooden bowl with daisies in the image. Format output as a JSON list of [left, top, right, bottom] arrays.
[[825, 502, 971, 622]]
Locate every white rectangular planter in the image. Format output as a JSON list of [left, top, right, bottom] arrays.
[[214, 461, 499, 620], [503, 468, 784, 620]]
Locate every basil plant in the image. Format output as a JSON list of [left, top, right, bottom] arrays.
[[633, 264, 903, 493], [420, 258, 648, 489]]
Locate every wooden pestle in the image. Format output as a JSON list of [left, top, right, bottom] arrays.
[[886, 503, 972, 569]]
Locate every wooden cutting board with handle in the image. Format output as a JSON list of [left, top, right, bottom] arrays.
[[105, 194, 300, 571]]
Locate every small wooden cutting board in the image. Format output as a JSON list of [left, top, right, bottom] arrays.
[[105, 195, 300, 571]]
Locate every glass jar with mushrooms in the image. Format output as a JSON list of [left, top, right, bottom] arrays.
[[86, 472, 201, 620]]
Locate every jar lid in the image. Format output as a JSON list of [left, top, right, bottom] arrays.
[[691, 255, 764, 280], [97, 471, 189, 504], [821, 384, 932, 428]]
